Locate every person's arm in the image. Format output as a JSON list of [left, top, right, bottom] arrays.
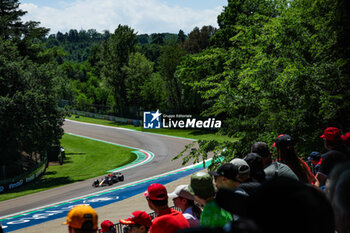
[[314, 172, 327, 187]]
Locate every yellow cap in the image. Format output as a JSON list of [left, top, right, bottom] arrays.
[[63, 205, 98, 230]]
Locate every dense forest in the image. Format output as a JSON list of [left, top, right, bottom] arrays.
[[1, 0, 349, 176], [41, 26, 216, 118]]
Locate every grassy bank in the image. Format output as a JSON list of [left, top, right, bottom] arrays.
[[0, 134, 136, 201], [66, 114, 233, 142]]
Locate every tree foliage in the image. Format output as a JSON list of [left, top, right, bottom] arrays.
[[0, 0, 65, 175], [182, 26, 217, 54], [100, 24, 138, 115], [175, 0, 350, 165]]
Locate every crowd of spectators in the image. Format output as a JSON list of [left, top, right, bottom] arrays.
[[61, 127, 350, 233]]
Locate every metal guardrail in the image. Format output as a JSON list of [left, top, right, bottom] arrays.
[[98, 206, 182, 233], [70, 109, 142, 126], [0, 157, 48, 193]]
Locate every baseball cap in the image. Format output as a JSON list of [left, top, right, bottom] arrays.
[[341, 132, 350, 145], [209, 163, 239, 181], [320, 127, 342, 141], [308, 151, 321, 161], [144, 183, 168, 200], [63, 205, 98, 230], [273, 134, 293, 148], [230, 158, 250, 175], [119, 211, 152, 228], [168, 185, 194, 201], [244, 153, 266, 181], [101, 220, 114, 232], [188, 172, 216, 199]]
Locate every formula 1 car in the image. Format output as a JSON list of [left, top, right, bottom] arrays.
[[92, 172, 124, 187]]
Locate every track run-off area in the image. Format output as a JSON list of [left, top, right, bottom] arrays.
[[0, 120, 210, 232]]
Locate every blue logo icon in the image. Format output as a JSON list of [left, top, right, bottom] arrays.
[[143, 110, 162, 129]]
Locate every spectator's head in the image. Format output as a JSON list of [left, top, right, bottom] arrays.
[[63, 205, 98, 233], [244, 153, 266, 182], [327, 162, 350, 233], [321, 127, 343, 149], [341, 132, 350, 147], [120, 211, 152, 233], [247, 177, 335, 233], [230, 158, 250, 182], [251, 142, 271, 166], [273, 134, 293, 149], [144, 183, 168, 212], [100, 220, 115, 233], [168, 185, 194, 211], [308, 151, 321, 165], [272, 134, 296, 162], [209, 163, 240, 190], [188, 172, 216, 205]]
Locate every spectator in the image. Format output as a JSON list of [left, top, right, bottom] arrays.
[[209, 163, 249, 218], [144, 183, 189, 233], [273, 134, 315, 184], [251, 142, 299, 180], [341, 132, 350, 147], [326, 162, 350, 233], [244, 153, 266, 183], [231, 157, 262, 196], [168, 184, 201, 227], [63, 205, 98, 233], [119, 211, 152, 233], [308, 151, 322, 175], [315, 127, 350, 187], [247, 177, 335, 233], [188, 171, 233, 227], [209, 163, 248, 196], [230, 158, 250, 182], [100, 220, 115, 233], [0, 223, 3, 233]]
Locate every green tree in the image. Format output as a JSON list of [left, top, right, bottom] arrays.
[[183, 26, 216, 54], [158, 42, 186, 112], [0, 40, 65, 175], [0, 0, 66, 177], [211, 0, 286, 48], [122, 52, 154, 106], [140, 72, 167, 110], [100, 24, 137, 115], [175, 0, 350, 167], [177, 30, 186, 43], [151, 33, 165, 45]]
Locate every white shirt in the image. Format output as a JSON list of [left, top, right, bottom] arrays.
[[183, 206, 200, 227]]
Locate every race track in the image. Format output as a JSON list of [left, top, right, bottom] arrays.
[[0, 120, 194, 217]]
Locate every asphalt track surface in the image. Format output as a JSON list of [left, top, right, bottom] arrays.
[[0, 120, 194, 218]]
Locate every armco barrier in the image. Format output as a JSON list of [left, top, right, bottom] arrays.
[[0, 157, 47, 194], [70, 110, 142, 126]]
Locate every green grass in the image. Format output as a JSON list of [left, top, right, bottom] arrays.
[[0, 134, 136, 201], [66, 114, 233, 142]]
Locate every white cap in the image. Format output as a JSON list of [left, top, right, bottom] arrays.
[[168, 185, 194, 201], [230, 158, 250, 175]]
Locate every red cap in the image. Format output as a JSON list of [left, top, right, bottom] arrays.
[[320, 127, 342, 141], [144, 183, 168, 200], [341, 132, 350, 145], [119, 211, 152, 228], [101, 220, 114, 232]]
